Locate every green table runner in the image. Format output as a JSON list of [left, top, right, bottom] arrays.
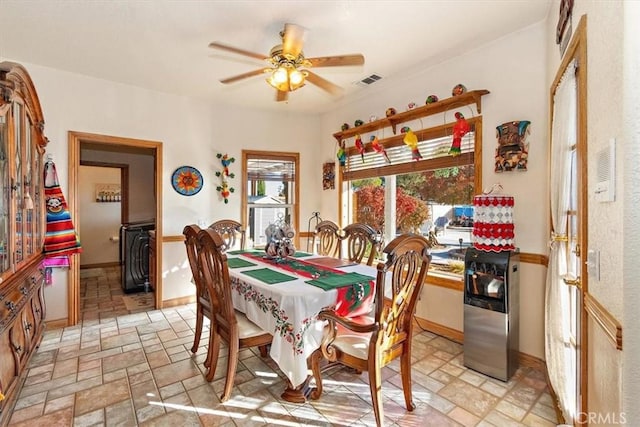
[[227, 249, 264, 256], [306, 272, 375, 291], [291, 251, 312, 258], [227, 258, 257, 269], [241, 268, 297, 284]]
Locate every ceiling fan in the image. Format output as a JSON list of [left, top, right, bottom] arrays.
[[209, 23, 365, 102]]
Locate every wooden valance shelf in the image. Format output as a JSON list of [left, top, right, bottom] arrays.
[[332, 89, 490, 143]]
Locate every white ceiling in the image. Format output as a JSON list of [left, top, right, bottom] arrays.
[[0, 1, 551, 114]]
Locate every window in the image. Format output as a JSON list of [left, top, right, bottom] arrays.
[[242, 150, 299, 249], [341, 118, 482, 281]]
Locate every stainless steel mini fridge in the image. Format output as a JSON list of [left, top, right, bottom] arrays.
[[463, 248, 520, 381]]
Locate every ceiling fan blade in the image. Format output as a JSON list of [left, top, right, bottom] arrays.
[[307, 54, 365, 67], [208, 41, 268, 61], [220, 68, 269, 84], [276, 90, 289, 102], [281, 23, 306, 58], [305, 70, 343, 96]]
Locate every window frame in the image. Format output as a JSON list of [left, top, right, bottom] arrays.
[[241, 149, 300, 249], [338, 117, 483, 289]]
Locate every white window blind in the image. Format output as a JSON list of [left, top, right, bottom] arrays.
[[343, 125, 476, 181], [247, 159, 295, 182]]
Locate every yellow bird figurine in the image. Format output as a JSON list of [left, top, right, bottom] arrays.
[[401, 126, 422, 161]]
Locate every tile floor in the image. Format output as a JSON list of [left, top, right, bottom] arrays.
[[8, 266, 558, 426]]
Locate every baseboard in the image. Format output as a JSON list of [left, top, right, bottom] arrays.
[[161, 295, 195, 308], [413, 315, 547, 373], [45, 318, 69, 329], [80, 261, 120, 269], [414, 316, 464, 343]]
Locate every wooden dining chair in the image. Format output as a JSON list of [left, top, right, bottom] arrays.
[[183, 224, 212, 363], [313, 220, 341, 257], [209, 219, 246, 251], [341, 223, 380, 266], [197, 228, 273, 401], [310, 234, 432, 427]]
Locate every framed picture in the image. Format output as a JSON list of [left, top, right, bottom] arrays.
[[95, 183, 121, 202]]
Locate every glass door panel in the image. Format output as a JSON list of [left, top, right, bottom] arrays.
[[33, 140, 42, 250], [14, 103, 23, 264], [0, 112, 9, 273], [24, 117, 33, 257]]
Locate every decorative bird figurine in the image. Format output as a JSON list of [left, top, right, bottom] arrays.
[[401, 126, 422, 161], [355, 134, 365, 163], [216, 153, 236, 178], [450, 112, 470, 157], [336, 140, 347, 167], [370, 135, 391, 164]]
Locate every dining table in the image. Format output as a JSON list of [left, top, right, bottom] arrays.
[[224, 249, 378, 402]]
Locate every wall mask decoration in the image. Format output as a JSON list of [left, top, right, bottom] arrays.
[[322, 162, 336, 190], [494, 121, 531, 172], [215, 153, 235, 203]]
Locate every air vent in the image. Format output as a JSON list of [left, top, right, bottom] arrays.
[[357, 74, 382, 86]]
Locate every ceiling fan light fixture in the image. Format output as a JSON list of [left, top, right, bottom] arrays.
[[266, 64, 306, 92]]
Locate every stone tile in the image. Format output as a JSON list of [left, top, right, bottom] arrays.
[[73, 407, 104, 426], [138, 407, 202, 426], [8, 401, 45, 423], [102, 348, 146, 373], [44, 394, 75, 414], [105, 395, 137, 426], [8, 407, 73, 427], [159, 381, 186, 399], [439, 378, 499, 417], [19, 373, 78, 398], [449, 406, 482, 426], [529, 401, 558, 423], [130, 379, 161, 410], [135, 403, 167, 424], [522, 412, 557, 427], [48, 375, 104, 400], [152, 358, 201, 388], [74, 377, 130, 416], [495, 399, 527, 421], [484, 409, 526, 426], [14, 390, 47, 410]]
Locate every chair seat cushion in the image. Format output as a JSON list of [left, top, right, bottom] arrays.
[[332, 315, 374, 360], [236, 310, 269, 339]]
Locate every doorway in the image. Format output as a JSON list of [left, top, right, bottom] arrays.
[[68, 131, 163, 325], [546, 16, 588, 424]]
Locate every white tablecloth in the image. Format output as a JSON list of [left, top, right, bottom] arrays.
[[227, 253, 377, 387]]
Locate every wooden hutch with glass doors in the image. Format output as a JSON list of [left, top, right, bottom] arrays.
[[0, 62, 48, 425]]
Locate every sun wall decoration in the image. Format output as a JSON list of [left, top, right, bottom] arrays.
[[171, 166, 203, 196], [215, 153, 235, 203]]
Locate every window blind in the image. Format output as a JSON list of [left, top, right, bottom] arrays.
[[343, 128, 476, 181], [247, 159, 295, 182]]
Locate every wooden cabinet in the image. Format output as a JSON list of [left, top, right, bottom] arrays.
[[0, 62, 48, 425]]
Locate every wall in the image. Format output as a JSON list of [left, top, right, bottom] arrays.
[[81, 148, 156, 222], [623, 2, 640, 425], [320, 22, 549, 359], [78, 166, 120, 265], [0, 60, 323, 321]]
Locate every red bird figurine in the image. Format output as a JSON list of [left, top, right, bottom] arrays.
[[450, 112, 470, 157], [355, 134, 365, 163], [370, 135, 391, 164]]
